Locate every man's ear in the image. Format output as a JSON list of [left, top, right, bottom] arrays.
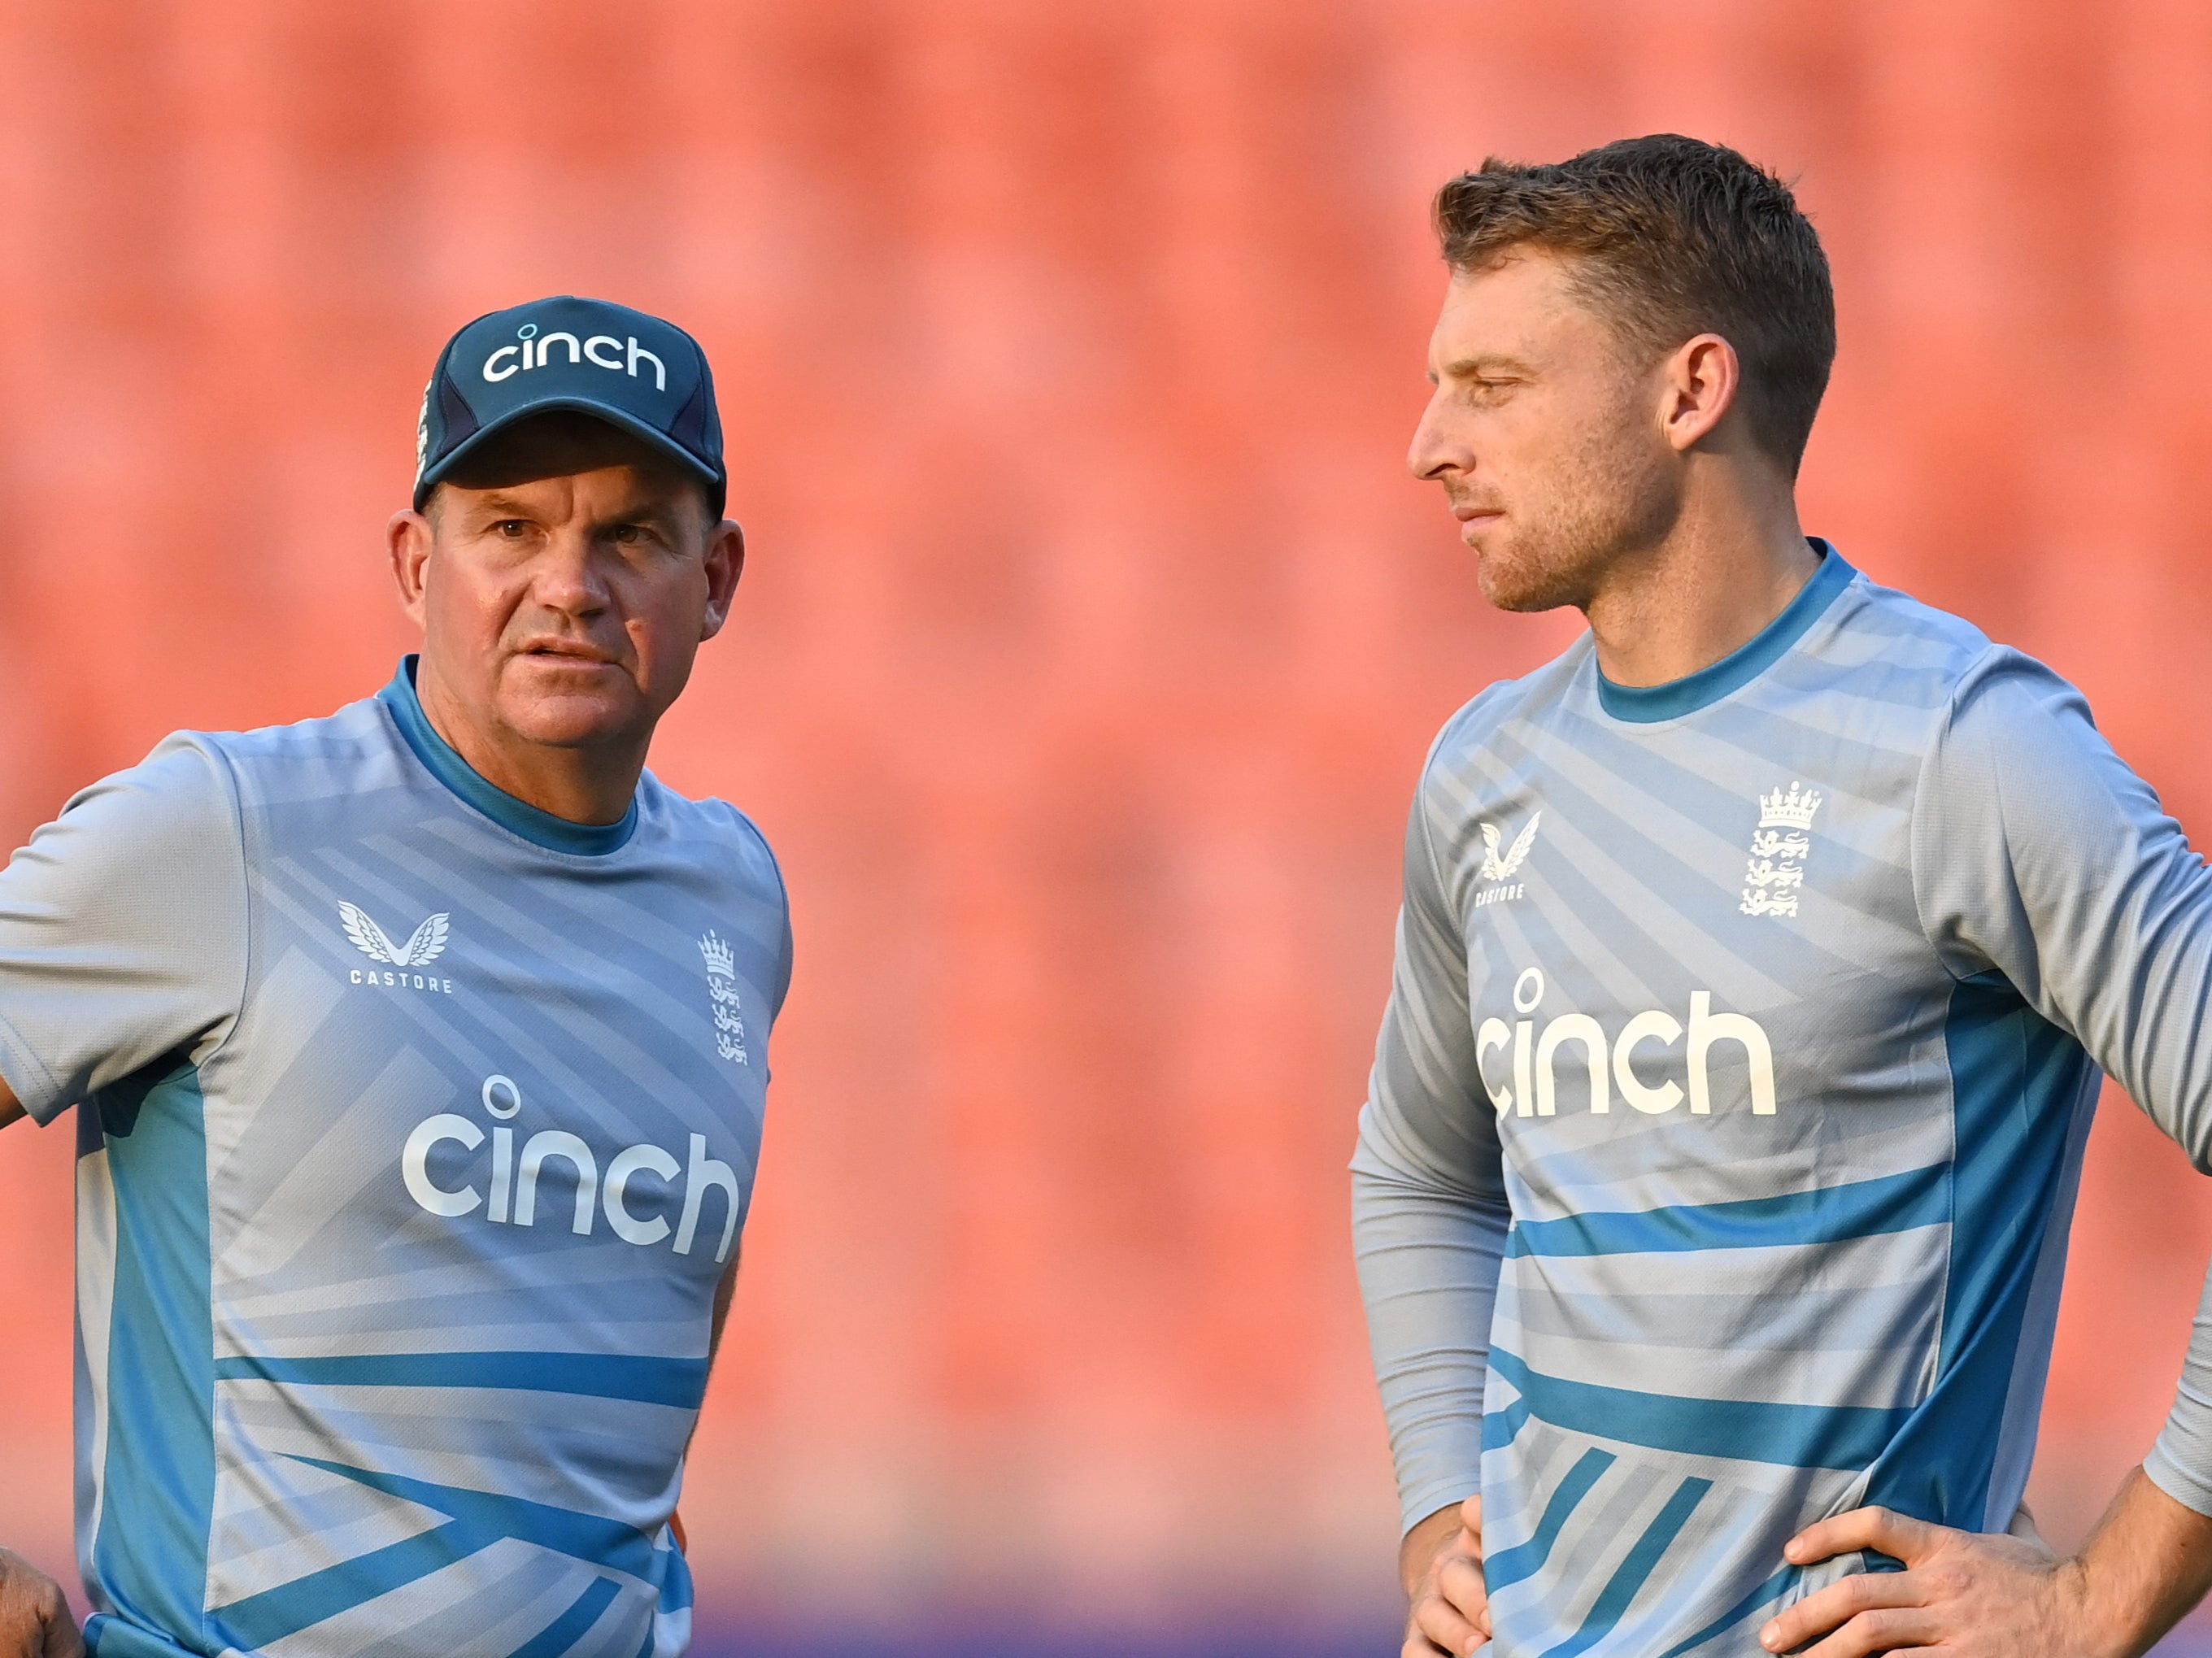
[[699, 520, 745, 642], [388, 509, 434, 629], [1658, 333, 1744, 454]]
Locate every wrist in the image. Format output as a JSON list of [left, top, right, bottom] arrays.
[[1399, 1504, 1466, 1598], [2058, 1553, 2147, 1658]]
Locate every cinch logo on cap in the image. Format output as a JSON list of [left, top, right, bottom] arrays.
[[412, 294, 726, 514], [481, 324, 668, 391]]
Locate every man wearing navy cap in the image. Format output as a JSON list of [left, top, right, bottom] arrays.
[[0, 298, 790, 1658]]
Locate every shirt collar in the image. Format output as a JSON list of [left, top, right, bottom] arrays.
[[377, 655, 639, 855], [1595, 539, 1856, 724]]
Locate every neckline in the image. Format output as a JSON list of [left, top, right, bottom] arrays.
[[1594, 540, 1855, 724], [377, 656, 639, 855]]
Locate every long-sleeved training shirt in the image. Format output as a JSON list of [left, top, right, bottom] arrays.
[[1353, 545, 2212, 1655]]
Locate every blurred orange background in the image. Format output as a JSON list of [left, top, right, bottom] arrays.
[[2, 1, 2212, 1651]]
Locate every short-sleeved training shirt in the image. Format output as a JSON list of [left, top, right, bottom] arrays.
[[1355, 546, 2212, 1654], [0, 659, 791, 1658]]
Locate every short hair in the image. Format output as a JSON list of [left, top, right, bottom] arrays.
[[1434, 134, 1835, 472]]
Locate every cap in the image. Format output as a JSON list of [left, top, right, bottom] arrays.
[[413, 296, 725, 516]]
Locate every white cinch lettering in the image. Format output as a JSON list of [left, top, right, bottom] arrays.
[[605, 1143, 681, 1246], [1688, 990, 1777, 1116], [483, 346, 521, 382], [584, 335, 623, 369], [1613, 1010, 1684, 1114], [488, 1125, 515, 1223], [515, 1130, 598, 1234], [673, 1134, 740, 1262], [1476, 1018, 1513, 1113], [1536, 1013, 1609, 1116], [401, 1071, 749, 1255], [536, 331, 581, 366], [402, 1114, 483, 1216], [627, 337, 665, 390], [1482, 974, 1779, 1121]]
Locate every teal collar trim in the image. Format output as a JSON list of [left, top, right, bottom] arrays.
[[377, 657, 638, 855], [1595, 541, 1854, 724]]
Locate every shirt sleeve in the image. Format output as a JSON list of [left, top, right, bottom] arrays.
[[1910, 648, 2212, 1515], [0, 736, 247, 1125], [1352, 752, 1513, 1536]]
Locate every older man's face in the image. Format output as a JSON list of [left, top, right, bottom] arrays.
[[394, 415, 742, 789]]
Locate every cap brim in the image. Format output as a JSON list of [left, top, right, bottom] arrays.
[[415, 394, 724, 511]]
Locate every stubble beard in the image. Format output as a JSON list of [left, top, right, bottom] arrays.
[[1476, 429, 1683, 616]]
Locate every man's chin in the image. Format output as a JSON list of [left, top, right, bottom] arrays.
[[1476, 562, 1580, 615], [495, 690, 646, 751]]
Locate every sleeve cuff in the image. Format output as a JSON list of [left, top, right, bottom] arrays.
[[0, 1011, 66, 1125], [2144, 1438, 2212, 1520], [1401, 1477, 1483, 1538]]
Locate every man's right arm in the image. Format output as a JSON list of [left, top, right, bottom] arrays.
[[0, 739, 247, 1657], [0, 740, 245, 1129], [1352, 764, 1511, 1657], [1774, 649, 2212, 1656]]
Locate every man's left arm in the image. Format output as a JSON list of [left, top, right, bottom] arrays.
[[668, 1247, 742, 1556], [1771, 648, 2212, 1656], [674, 834, 784, 1556]]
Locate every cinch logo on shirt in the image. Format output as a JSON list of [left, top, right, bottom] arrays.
[[1476, 967, 1779, 1117], [481, 323, 668, 390], [401, 1073, 742, 1263]]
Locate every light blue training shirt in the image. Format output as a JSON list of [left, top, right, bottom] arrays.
[[0, 659, 791, 1658], [1353, 545, 2212, 1655]]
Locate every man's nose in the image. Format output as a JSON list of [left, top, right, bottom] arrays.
[[532, 530, 611, 615], [1408, 388, 1463, 481]]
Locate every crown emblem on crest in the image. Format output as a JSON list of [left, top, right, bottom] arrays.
[[698, 931, 737, 979], [1757, 782, 1823, 831]]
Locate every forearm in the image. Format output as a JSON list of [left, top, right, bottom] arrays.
[[2069, 1468, 2212, 1658], [1352, 1126, 1508, 1533]]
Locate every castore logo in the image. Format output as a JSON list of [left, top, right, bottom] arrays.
[[339, 901, 455, 995]]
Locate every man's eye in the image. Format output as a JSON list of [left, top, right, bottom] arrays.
[[494, 520, 530, 538]]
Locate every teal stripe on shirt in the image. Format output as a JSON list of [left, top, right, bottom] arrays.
[[1506, 1164, 1949, 1260], [1538, 1477, 1713, 1658], [1488, 1349, 1909, 1470], [1486, 1448, 1616, 1591], [509, 1576, 624, 1658], [213, 1350, 708, 1409]]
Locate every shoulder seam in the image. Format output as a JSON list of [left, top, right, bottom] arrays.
[[712, 800, 793, 1016], [732, 806, 790, 916], [1906, 642, 2006, 985], [191, 738, 254, 1077]]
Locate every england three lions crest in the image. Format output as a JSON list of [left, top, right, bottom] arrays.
[[1740, 782, 1821, 918], [699, 930, 749, 1065]]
